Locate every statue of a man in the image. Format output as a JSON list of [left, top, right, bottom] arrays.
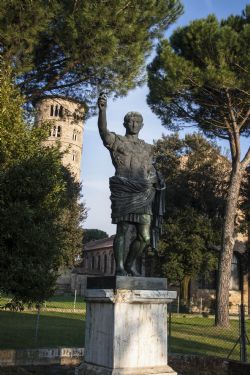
[[98, 93, 165, 276]]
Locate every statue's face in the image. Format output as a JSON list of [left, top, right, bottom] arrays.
[[124, 115, 143, 135]]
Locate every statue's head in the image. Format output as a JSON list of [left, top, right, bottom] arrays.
[[123, 112, 144, 135]]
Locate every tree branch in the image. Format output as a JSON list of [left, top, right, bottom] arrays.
[[239, 108, 250, 129], [116, 1, 132, 16], [241, 147, 250, 170], [226, 89, 240, 162]]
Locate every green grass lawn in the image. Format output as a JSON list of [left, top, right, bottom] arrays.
[[0, 310, 85, 349], [44, 294, 86, 310], [0, 307, 249, 362], [169, 315, 250, 361]]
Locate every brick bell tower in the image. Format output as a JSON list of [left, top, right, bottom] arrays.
[[34, 96, 86, 182]]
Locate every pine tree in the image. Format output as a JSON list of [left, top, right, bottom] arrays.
[[0, 0, 183, 113], [147, 7, 250, 327]]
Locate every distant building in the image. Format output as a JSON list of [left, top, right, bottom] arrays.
[[80, 235, 115, 276], [189, 232, 249, 315], [34, 96, 86, 293], [34, 96, 86, 181], [55, 236, 115, 296], [78, 235, 250, 314]]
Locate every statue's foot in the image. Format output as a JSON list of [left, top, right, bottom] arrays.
[[125, 267, 141, 277], [115, 269, 128, 276]]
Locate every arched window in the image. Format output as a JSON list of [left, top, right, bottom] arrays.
[[59, 105, 63, 117], [52, 125, 57, 137], [57, 126, 61, 137], [50, 125, 61, 137], [50, 105, 54, 116], [230, 254, 240, 290], [198, 271, 216, 289], [73, 130, 77, 141], [111, 255, 114, 275], [55, 105, 59, 117], [104, 254, 107, 274], [72, 150, 77, 162], [74, 113, 80, 121]]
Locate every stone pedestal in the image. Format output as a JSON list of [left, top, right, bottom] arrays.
[[76, 277, 177, 375]]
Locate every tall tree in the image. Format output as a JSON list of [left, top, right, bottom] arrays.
[[0, 63, 86, 308], [152, 133, 229, 305], [0, 0, 183, 113], [147, 7, 250, 326]]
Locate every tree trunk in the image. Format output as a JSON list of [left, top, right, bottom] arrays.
[[181, 275, 191, 307], [215, 162, 242, 327]]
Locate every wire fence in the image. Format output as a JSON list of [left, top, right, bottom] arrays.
[[0, 293, 250, 363], [0, 292, 86, 350], [168, 301, 250, 362]]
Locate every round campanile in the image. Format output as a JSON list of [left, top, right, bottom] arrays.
[[34, 96, 85, 182]]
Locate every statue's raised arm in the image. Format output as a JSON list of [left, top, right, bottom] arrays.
[[97, 93, 115, 149]]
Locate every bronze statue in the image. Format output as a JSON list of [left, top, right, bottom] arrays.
[[98, 93, 165, 276]]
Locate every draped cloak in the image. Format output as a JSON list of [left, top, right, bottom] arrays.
[[109, 175, 165, 250]]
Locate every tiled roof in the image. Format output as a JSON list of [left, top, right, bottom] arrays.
[[84, 235, 115, 251]]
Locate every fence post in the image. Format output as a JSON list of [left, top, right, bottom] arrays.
[[35, 305, 41, 342], [240, 304, 247, 362], [73, 289, 77, 312], [177, 296, 180, 314], [168, 310, 172, 353]]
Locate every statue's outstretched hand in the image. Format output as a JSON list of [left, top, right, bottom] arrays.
[[98, 92, 107, 111]]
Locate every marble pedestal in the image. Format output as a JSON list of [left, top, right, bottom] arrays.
[[76, 277, 177, 375]]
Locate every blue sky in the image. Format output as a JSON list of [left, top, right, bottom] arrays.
[[81, 0, 250, 235]]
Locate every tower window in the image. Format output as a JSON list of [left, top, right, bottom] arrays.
[[57, 126, 61, 137], [59, 105, 63, 117], [52, 125, 57, 137], [72, 150, 77, 162], [55, 105, 59, 117], [50, 105, 54, 116], [50, 125, 61, 138], [73, 130, 77, 141]]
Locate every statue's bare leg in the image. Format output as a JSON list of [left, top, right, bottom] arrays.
[[124, 223, 150, 276], [114, 222, 129, 276]]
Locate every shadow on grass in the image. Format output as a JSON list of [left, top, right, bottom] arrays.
[[0, 310, 85, 349], [169, 335, 242, 361], [171, 324, 239, 341]]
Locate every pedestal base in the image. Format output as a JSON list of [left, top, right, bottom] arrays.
[[76, 277, 177, 375]]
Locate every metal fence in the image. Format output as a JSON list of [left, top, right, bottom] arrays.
[[168, 302, 250, 362], [0, 292, 86, 350], [1, 293, 250, 363]]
